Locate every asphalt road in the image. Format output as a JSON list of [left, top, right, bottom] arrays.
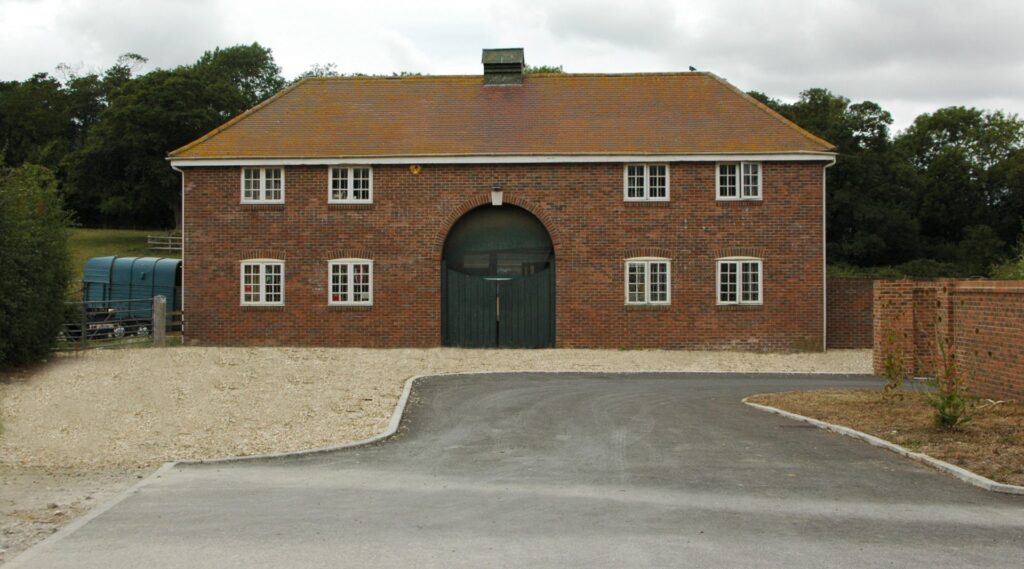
[[10, 373, 1024, 568]]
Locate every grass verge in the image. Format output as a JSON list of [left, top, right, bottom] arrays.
[[747, 389, 1024, 487]]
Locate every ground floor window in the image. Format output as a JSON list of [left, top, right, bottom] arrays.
[[241, 260, 284, 305], [717, 258, 762, 304], [625, 258, 670, 305], [329, 259, 373, 305]]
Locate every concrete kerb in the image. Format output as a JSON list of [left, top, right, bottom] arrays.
[[743, 397, 1024, 496], [5, 369, 869, 568]]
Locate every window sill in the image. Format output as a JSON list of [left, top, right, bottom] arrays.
[[329, 304, 373, 311], [625, 304, 672, 311], [241, 305, 285, 311], [328, 203, 374, 209], [241, 203, 285, 211], [715, 198, 762, 205], [716, 303, 763, 311], [624, 199, 671, 206]]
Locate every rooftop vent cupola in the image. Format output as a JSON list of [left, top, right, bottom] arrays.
[[482, 48, 525, 85]]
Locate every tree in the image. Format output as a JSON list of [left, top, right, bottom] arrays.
[[191, 44, 285, 111], [0, 165, 71, 368], [895, 107, 1024, 265], [753, 88, 922, 266], [293, 63, 340, 82], [0, 73, 71, 170], [66, 44, 286, 228], [525, 64, 564, 74]]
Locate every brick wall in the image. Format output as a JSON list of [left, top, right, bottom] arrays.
[[873, 279, 1024, 400], [182, 161, 826, 351], [826, 278, 874, 349]]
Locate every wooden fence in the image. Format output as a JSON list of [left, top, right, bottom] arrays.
[[147, 232, 182, 252]]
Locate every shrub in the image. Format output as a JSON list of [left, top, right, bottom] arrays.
[[924, 340, 975, 430], [880, 330, 907, 402], [0, 165, 72, 368], [990, 235, 1024, 280]]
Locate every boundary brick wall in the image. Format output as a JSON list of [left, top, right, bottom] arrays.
[[826, 278, 874, 349], [182, 161, 826, 351], [873, 279, 1024, 401]]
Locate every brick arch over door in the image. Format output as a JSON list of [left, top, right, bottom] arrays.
[[431, 195, 564, 263]]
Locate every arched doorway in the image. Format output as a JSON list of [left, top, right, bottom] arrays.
[[442, 205, 555, 348]]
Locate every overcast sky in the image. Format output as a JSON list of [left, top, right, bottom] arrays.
[[2, 0, 1023, 131]]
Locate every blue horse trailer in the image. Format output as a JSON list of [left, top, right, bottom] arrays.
[[77, 256, 182, 338]]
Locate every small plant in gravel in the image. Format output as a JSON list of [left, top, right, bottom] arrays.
[[924, 340, 976, 430], [880, 330, 907, 403]]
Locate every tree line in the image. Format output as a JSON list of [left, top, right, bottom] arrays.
[[1, 43, 1022, 277]]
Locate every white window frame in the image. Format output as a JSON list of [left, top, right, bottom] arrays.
[[624, 258, 671, 305], [623, 164, 670, 202], [716, 162, 761, 201], [240, 167, 285, 204], [716, 257, 763, 305], [240, 259, 285, 306], [328, 259, 374, 306], [328, 166, 373, 204]]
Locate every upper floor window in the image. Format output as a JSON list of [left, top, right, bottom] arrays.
[[330, 167, 372, 204], [241, 259, 284, 305], [717, 162, 761, 200], [717, 258, 762, 305], [624, 164, 669, 201], [241, 168, 284, 203], [329, 259, 373, 305], [625, 258, 671, 305]]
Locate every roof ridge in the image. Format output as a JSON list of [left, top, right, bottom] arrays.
[[705, 73, 835, 151], [168, 78, 312, 158], [303, 71, 714, 82]]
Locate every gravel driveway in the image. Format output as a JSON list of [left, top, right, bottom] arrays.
[[9, 373, 1024, 569]]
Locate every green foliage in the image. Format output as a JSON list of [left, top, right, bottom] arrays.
[[896, 107, 1024, 269], [64, 43, 285, 228], [990, 234, 1024, 279], [755, 89, 1024, 277], [294, 63, 340, 81], [924, 340, 975, 430], [0, 164, 72, 368], [828, 260, 971, 279], [292, 64, 424, 84], [525, 64, 564, 74], [191, 44, 286, 110]]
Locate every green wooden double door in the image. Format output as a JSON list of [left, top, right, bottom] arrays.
[[442, 264, 555, 348]]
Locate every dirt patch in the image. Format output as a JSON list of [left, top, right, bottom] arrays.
[[747, 389, 1024, 487], [0, 465, 141, 563], [0, 347, 870, 564]]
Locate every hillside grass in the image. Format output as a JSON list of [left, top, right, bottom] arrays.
[[67, 228, 179, 282]]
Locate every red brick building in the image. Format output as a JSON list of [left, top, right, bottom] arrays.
[[169, 49, 836, 350]]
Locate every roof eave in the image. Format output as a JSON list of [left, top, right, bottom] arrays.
[[168, 151, 839, 167]]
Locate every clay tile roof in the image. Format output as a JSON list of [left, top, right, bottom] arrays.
[[169, 72, 834, 159]]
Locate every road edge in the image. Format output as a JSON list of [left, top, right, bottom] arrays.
[[742, 397, 1024, 496]]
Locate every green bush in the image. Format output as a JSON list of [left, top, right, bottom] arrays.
[[990, 235, 1024, 280], [828, 259, 972, 279], [0, 165, 72, 368], [925, 341, 975, 430]]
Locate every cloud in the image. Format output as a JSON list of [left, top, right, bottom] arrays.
[[545, 0, 678, 51], [1, 0, 1023, 130], [53, 0, 226, 72]]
